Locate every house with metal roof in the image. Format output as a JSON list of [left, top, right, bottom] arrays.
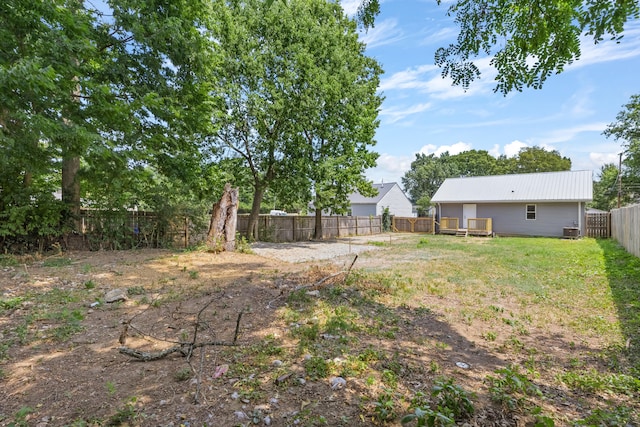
[[349, 182, 414, 217], [430, 170, 593, 237]]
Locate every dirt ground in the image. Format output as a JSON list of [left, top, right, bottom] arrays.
[[0, 236, 628, 426]]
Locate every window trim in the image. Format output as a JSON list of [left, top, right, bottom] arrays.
[[526, 204, 536, 220]]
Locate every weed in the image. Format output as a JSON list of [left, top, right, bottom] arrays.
[[573, 406, 633, 426], [106, 397, 140, 426], [373, 389, 397, 422], [0, 254, 19, 267], [84, 280, 96, 289], [485, 365, 541, 410], [431, 377, 475, 419], [482, 331, 497, 341], [42, 257, 72, 267], [233, 377, 263, 401], [175, 367, 192, 381], [188, 270, 199, 279], [417, 238, 429, 247], [305, 356, 331, 379], [105, 381, 117, 396], [7, 406, 33, 427], [0, 297, 24, 311], [236, 234, 254, 254], [325, 306, 359, 334], [558, 370, 640, 395], [401, 407, 455, 426], [292, 323, 320, 346], [127, 286, 145, 295], [382, 369, 399, 389]]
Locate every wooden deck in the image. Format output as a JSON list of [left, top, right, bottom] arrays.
[[439, 217, 493, 237]]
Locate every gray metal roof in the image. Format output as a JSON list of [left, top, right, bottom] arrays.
[[431, 170, 593, 203], [349, 182, 398, 204]]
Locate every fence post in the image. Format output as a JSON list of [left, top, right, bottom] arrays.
[[184, 217, 189, 249]]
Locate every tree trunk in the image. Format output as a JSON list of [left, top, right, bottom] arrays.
[[247, 184, 266, 241], [314, 207, 323, 240], [62, 155, 81, 231], [207, 183, 239, 252]]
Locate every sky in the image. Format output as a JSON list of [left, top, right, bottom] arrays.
[[339, 0, 640, 188]]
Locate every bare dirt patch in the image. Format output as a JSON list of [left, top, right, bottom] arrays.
[[0, 238, 636, 426]]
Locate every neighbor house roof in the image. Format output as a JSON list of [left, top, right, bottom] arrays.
[[431, 170, 593, 203], [349, 182, 398, 204]]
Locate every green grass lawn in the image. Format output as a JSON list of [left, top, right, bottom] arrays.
[[288, 234, 640, 425]]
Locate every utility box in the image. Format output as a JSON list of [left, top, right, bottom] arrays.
[[563, 227, 580, 239]]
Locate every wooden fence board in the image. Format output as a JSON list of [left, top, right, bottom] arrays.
[[585, 212, 611, 238], [611, 204, 640, 257], [237, 215, 382, 242]]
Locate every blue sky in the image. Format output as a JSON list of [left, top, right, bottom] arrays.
[[340, 0, 640, 188]]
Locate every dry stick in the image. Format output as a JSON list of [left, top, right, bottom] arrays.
[[233, 311, 243, 344], [187, 296, 219, 361], [118, 312, 243, 361], [193, 346, 206, 404]]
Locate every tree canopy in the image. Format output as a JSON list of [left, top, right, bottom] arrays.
[[212, 0, 381, 239], [1, 0, 383, 249], [402, 147, 572, 204], [603, 94, 640, 204], [355, 0, 640, 94]]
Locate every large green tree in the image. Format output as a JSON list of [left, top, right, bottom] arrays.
[[1, 0, 218, 249], [402, 146, 572, 205], [604, 94, 640, 204], [212, 0, 381, 239], [353, 0, 639, 94], [511, 146, 572, 173], [592, 163, 623, 211]]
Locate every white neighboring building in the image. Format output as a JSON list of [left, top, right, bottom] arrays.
[[348, 182, 414, 217]]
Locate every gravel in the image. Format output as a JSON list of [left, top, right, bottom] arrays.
[[250, 235, 393, 263]]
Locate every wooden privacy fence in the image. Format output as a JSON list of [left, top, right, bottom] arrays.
[[74, 209, 195, 250], [585, 212, 611, 238], [611, 204, 640, 257], [392, 217, 434, 233], [237, 215, 382, 242]]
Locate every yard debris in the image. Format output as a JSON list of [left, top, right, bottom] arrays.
[[213, 364, 229, 378], [104, 288, 127, 303], [330, 376, 347, 390], [456, 361, 470, 369]]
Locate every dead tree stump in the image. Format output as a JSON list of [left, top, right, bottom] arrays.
[[206, 183, 239, 252]]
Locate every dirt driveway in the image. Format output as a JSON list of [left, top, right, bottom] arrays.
[[250, 233, 408, 263]]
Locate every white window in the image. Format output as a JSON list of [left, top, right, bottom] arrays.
[[526, 204, 536, 220]]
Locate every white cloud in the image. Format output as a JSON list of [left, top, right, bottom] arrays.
[[366, 153, 414, 185], [379, 65, 438, 92], [589, 152, 620, 167], [570, 24, 640, 70], [504, 140, 528, 157], [489, 144, 501, 157], [536, 122, 608, 145], [379, 56, 499, 100], [340, 0, 360, 16], [359, 19, 405, 48], [420, 27, 458, 46], [380, 102, 432, 123], [419, 142, 472, 156]]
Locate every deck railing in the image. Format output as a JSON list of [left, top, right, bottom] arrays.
[[439, 217, 492, 236], [439, 217, 459, 232], [467, 218, 493, 236]]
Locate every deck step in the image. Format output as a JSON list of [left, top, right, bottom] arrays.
[[456, 229, 468, 237]]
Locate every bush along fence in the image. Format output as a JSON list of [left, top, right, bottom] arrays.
[[34, 210, 207, 252], [236, 214, 382, 242], [611, 204, 640, 257]]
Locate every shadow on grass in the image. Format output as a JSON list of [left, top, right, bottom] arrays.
[[596, 238, 640, 371]]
